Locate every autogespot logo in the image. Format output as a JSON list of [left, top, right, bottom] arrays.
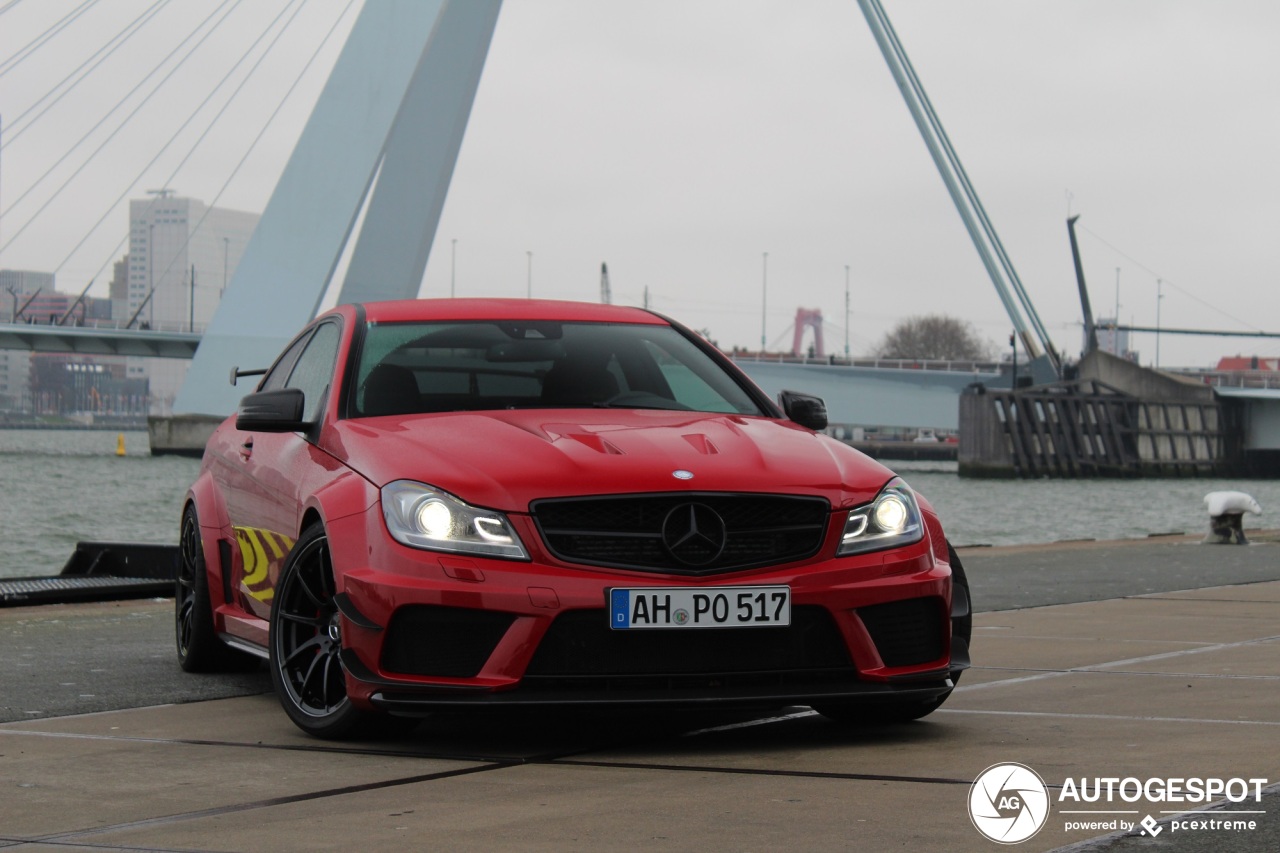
[[969, 763, 1051, 844]]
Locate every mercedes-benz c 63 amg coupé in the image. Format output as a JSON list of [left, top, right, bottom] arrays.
[[176, 298, 970, 738]]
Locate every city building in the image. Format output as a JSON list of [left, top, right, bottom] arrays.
[[125, 193, 258, 414], [0, 270, 53, 411], [1093, 317, 1137, 362], [29, 353, 148, 420], [0, 272, 125, 414], [1, 269, 55, 311]]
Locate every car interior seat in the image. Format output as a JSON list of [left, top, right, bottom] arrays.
[[540, 360, 619, 407], [361, 363, 420, 416]]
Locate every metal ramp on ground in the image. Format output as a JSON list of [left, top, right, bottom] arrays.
[[1, 542, 178, 607]]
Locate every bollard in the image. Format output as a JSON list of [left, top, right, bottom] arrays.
[[1203, 491, 1262, 545], [116, 433, 126, 457]]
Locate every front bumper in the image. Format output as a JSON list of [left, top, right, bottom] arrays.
[[324, 510, 966, 713]]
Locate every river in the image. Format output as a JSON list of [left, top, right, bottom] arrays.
[[2, 429, 1277, 579]]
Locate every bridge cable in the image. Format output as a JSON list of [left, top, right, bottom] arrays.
[[2, 0, 171, 147], [53, 0, 316, 282], [0, 0, 32, 19], [1077, 224, 1263, 334], [89, 0, 358, 296], [0, 0, 240, 252], [0, 0, 99, 79], [858, 0, 1060, 370]]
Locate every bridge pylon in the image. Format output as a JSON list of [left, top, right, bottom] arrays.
[[172, 0, 502, 418]]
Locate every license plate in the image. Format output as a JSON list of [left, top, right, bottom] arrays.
[[608, 586, 790, 630]]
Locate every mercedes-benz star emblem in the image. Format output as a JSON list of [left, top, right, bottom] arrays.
[[661, 503, 727, 566]]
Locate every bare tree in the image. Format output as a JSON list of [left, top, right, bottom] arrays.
[[874, 314, 996, 361]]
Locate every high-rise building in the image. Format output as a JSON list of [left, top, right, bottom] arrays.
[[126, 193, 259, 414], [1092, 318, 1137, 363], [0, 269, 54, 410]]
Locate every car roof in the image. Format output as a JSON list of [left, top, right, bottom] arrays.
[[355, 298, 670, 326]]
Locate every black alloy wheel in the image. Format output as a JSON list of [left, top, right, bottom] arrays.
[[816, 543, 973, 726], [269, 524, 366, 739], [176, 505, 257, 672]]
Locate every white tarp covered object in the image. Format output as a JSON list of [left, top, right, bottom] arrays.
[[1204, 491, 1262, 517]]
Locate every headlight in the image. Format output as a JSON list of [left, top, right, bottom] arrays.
[[837, 477, 924, 556], [381, 480, 529, 560]]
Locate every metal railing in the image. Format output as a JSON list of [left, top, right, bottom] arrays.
[[728, 351, 1002, 374], [1173, 369, 1280, 390], [7, 317, 206, 334]]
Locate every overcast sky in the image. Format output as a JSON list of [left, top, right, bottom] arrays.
[[2, 0, 1278, 368]]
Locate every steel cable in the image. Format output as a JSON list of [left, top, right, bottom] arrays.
[[2, 0, 171, 146]]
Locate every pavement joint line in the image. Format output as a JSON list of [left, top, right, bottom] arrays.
[[938, 708, 1280, 726], [976, 634, 1218, 646], [957, 634, 1280, 692], [0, 726, 592, 765], [1136, 594, 1280, 603], [1081, 669, 1280, 681], [545, 757, 975, 787], [8, 761, 518, 847], [0, 838, 226, 853], [0, 732, 988, 845], [969, 665, 1280, 682]]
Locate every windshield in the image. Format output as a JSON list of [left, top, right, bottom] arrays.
[[351, 321, 765, 418]]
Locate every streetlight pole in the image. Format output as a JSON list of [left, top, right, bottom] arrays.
[[1155, 278, 1163, 368], [844, 264, 850, 358], [1114, 267, 1120, 355], [761, 252, 768, 353], [147, 223, 154, 329]]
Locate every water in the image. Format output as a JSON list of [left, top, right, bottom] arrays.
[[2, 431, 1277, 579], [890, 460, 1280, 547], [0, 430, 199, 579]]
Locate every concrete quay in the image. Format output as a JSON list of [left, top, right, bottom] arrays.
[[1, 534, 1278, 851]]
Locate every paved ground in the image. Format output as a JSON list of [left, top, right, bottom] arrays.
[[1, 534, 1277, 851]]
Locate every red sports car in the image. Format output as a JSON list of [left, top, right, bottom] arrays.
[[176, 298, 970, 738]]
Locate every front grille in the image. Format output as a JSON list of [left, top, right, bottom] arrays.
[[381, 605, 516, 677], [525, 605, 852, 677], [857, 598, 946, 667], [532, 493, 830, 575]]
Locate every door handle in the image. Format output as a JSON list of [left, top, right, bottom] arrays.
[[239, 438, 253, 460]]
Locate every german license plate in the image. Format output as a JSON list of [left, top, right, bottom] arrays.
[[608, 586, 790, 630]]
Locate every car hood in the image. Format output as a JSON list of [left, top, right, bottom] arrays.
[[327, 410, 895, 513]]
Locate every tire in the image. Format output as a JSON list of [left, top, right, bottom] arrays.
[[269, 524, 367, 739], [946, 543, 973, 689], [176, 505, 258, 673], [817, 543, 973, 726]]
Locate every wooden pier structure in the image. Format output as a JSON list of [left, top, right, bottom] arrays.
[[959, 351, 1240, 478]]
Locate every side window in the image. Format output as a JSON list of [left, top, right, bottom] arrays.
[[257, 333, 311, 392], [285, 322, 341, 422]]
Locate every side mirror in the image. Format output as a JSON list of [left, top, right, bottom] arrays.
[[236, 388, 307, 432], [778, 390, 828, 431]]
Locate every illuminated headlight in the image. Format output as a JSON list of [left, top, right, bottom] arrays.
[[381, 480, 528, 560], [837, 477, 924, 556]]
